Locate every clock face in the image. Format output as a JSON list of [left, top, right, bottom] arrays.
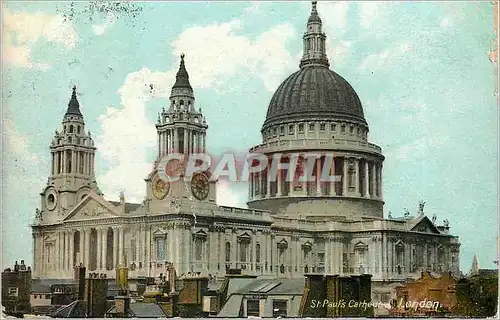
[[46, 190, 58, 211], [191, 172, 210, 200], [152, 175, 170, 200]]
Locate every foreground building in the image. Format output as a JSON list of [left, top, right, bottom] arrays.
[[31, 1, 460, 305]]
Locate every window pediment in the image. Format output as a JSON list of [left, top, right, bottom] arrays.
[[354, 241, 368, 250]]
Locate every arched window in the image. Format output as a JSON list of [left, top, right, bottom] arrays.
[[180, 99, 184, 106], [225, 242, 231, 262], [69, 125, 74, 133], [77, 125, 81, 134], [68, 137, 72, 143]]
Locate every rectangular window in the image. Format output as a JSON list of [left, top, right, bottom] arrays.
[[156, 238, 165, 261], [8, 287, 18, 297], [247, 299, 260, 317], [288, 125, 294, 134], [273, 128, 277, 136], [331, 123, 336, 131], [298, 124, 304, 132], [131, 239, 137, 262], [318, 253, 325, 264], [350, 126, 354, 134], [256, 244, 261, 263], [309, 123, 315, 131], [320, 123, 326, 131], [341, 125, 346, 132], [280, 126, 285, 135], [195, 239, 203, 261], [273, 300, 288, 317]]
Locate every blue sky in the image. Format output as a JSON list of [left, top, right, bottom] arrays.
[[1, 1, 497, 272]]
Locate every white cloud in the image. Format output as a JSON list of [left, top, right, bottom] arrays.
[[2, 118, 40, 164], [2, 8, 78, 69], [358, 2, 385, 29], [216, 180, 247, 208], [92, 13, 117, 36], [440, 17, 453, 29], [391, 134, 449, 161], [358, 42, 412, 72], [96, 18, 297, 201], [317, 1, 349, 34], [171, 19, 296, 91], [96, 68, 175, 202]]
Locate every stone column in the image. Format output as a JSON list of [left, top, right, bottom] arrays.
[[342, 157, 348, 196], [276, 169, 281, 197], [219, 231, 225, 273], [71, 149, 76, 173], [55, 231, 60, 272], [329, 157, 335, 196], [371, 163, 377, 199], [184, 130, 189, 154], [68, 230, 74, 270], [112, 227, 118, 269], [251, 232, 257, 272], [324, 238, 329, 274], [379, 164, 383, 200], [354, 159, 360, 196], [135, 229, 140, 263], [266, 158, 271, 197], [316, 157, 322, 195], [78, 230, 84, 266], [145, 227, 151, 274], [118, 227, 124, 266], [364, 161, 370, 198], [65, 231, 70, 271], [202, 134, 206, 153], [102, 228, 108, 270], [184, 227, 191, 274], [96, 228, 102, 270], [173, 128, 178, 152], [267, 233, 272, 274], [231, 231, 237, 268], [84, 228, 90, 269]]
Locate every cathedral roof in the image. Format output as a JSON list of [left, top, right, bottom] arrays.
[[172, 53, 192, 90], [264, 66, 366, 127], [64, 86, 83, 117], [263, 2, 366, 128]]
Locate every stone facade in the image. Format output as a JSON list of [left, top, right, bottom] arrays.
[[31, 1, 460, 305]]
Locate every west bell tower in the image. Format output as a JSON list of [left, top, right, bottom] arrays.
[[156, 54, 208, 157], [37, 86, 101, 224], [146, 55, 216, 211]]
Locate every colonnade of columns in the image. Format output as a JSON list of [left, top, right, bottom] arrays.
[[249, 155, 383, 200], [51, 149, 95, 176], [157, 128, 206, 157]]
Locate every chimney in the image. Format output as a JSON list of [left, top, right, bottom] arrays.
[[74, 264, 86, 300], [115, 266, 131, 317]]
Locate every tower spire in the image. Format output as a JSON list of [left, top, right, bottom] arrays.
[[300, 1, 330, 69], [172, 53, 192, 90], [65, 85, 83, 118]]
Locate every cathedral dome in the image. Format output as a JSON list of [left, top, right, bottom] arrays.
[[262, 1, 366, 129], [264, 66, 366, 127]]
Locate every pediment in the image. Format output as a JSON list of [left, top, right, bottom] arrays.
[[410, 216, 441, 234], [153, 227, 167, 236], [354, 241, 368, 250], [62, 192, 120, 222]]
